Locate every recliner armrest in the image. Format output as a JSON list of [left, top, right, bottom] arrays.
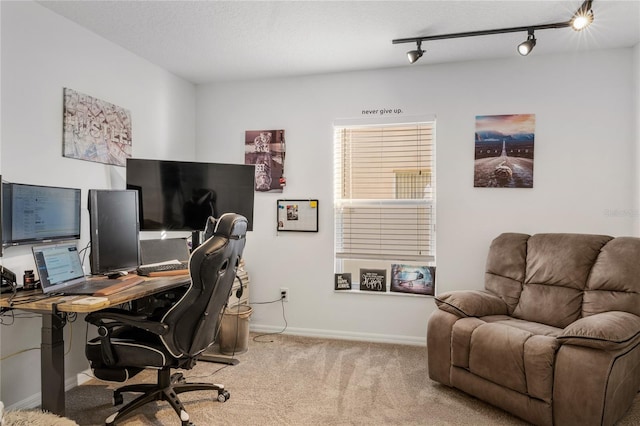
[[86, 309, 169, 336], [558, 311, 640, 350], [435, 290, 508, 318]]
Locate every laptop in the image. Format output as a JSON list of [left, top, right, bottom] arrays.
[[32, 242, 127, 295], [139, 238, 190, 265]]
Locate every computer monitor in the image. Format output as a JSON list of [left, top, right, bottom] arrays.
[[88, 189, 140, 275], [1, 181, 81, 248], [126, 158, 255, 231], [0, 175, 2, 257]]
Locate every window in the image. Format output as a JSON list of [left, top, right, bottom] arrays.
[[333, 119, 435, 288]]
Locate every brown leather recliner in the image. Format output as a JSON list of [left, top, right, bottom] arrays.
[[427, 233, 640, 426]]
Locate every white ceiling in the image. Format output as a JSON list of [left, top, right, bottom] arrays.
[[37, 0, 640, 85]]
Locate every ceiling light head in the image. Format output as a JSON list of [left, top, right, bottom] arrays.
[[571, 0, 594, 31], [407, 40, 425, 64], [571, 10, 594, 31], [517, 30, 536, 56]]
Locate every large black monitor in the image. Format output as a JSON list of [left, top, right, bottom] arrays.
[[0, 175, 2, 257], [1, 181, 81, 247], [126, 159, 255, 231], [88, 189, 140, 275]]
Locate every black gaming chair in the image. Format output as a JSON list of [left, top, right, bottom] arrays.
[[85, 213, 248, 426]]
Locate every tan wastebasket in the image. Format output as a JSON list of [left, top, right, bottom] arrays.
[[218, 304, 252, 355]]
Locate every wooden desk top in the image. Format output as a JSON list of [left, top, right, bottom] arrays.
[[0, 274, 191, 314]]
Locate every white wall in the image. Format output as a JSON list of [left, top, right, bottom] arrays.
[[0, 1, 196, 408], [197, 47, 636, 344]]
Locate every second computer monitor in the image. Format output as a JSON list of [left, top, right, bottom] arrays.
[[88, 189, 140, 275]]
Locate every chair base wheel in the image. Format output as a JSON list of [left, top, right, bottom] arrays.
[[217, 389, 230, 402]]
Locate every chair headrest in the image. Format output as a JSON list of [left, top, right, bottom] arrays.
[[211, 213, 248, 240]]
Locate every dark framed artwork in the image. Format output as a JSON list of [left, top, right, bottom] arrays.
[[474, 114, 535, 188], [245, 129, 286, 192], [359, 268, 386, 292], [334, 273, 352, 290], [390, 264, 435, 296]]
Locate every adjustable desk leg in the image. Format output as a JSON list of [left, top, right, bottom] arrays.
[[41, 312, 66, 415]]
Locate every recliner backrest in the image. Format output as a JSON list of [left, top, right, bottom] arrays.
[[513, 233, 611, 328], [485, 232, 640, 329], [159, 213, 248, 358], [583, 236, 640, 317]]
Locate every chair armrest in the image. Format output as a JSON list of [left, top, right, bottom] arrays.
[[558, 311, 640, 350], [435, 290, 508, 318], [86, 309, 169, 336]]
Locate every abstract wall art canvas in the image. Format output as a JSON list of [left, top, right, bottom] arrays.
[[63, 88, 132, 166], [245, 130, 286, 192], [474, 114, 535, 188]]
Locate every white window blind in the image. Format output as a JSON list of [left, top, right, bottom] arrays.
[[334, 122, 435, 263]]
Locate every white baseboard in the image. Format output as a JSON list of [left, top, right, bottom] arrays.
[[249, 324, 426, 346], [77, 368, 94, 386], [5, 375, 80, 411]]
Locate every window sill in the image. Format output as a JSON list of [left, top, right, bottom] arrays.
[[333, 288, 433, 298]]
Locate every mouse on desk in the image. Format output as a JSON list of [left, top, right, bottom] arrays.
[[107, 271, 128, 279]]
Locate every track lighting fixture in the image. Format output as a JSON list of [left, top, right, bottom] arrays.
[[571, 0, 594, 31], [407, 40, 424, 64], [393, 0, 595, 63], [517, 30, 536, 56]]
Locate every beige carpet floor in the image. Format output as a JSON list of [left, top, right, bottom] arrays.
[[65, 333, 640, 425]]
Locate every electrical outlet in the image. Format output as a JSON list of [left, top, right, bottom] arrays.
[[280, 287, 289, 302]]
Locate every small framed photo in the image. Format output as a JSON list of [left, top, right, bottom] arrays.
[[359, 269, 387, 292], [390, 264, 435, 296], [334, 273, 352, 290]]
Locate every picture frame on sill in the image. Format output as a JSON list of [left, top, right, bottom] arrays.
[[390, 264, 435, 296], [334, 273, 352, 290], [359, 269, 386, 293]]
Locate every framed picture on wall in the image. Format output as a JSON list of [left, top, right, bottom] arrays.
[[62, 88, 132, 166], [245, 129, 286, 192], [473, 114, 535, 188], [276, 199, 318, 232]]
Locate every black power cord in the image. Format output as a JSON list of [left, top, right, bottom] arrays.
[[251, 295, 288, 343]]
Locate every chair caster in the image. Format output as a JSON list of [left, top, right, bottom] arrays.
[[217, 389, 230, 402], [171, 372, 186, 384]]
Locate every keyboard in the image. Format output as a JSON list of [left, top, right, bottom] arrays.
[[136, 262, 189, 276]]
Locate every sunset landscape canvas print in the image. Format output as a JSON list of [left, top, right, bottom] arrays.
[[474, 114, 535, 188]]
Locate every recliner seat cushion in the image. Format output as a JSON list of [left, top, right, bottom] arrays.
[[452, 320, 559, 402]]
